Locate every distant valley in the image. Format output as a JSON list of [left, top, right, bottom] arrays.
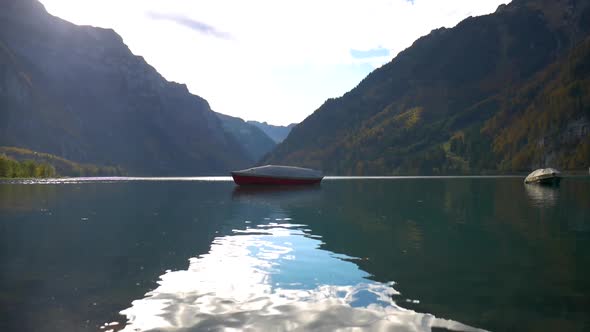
[[215, 113, 280, 162], [247, 121, 297, 144]]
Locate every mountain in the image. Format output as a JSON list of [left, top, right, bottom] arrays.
[[215, 112, 276, 161], [0, 0, 251, 176], [0, 149, 57, 178], [0, 146, 123, 177], [247, 121, 297, 143], [265, 0, 590, 175]]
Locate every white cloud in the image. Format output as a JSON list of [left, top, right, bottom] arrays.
[[40, 0, 508, 125]]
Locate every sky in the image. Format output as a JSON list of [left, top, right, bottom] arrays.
[[40, 0, 508, 125]]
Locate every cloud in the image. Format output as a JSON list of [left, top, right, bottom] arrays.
[[145, 11, 232, 40], [350, 47, 391, 59], [40, 0, 509, 125]]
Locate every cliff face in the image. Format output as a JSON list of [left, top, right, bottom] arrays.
[[265, 0, 590, 174], [0, 0, 251, 175]]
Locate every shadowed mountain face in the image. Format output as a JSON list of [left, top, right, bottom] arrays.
[[0, 0, 251, 175], [247, 121, 297, 144], [265, 0, 590, 175], [215, 113, 276, 162]]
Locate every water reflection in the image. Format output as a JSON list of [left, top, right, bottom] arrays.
[[3, 178, 588, 332], [232, 185, 322, 206], [524, 184, 559, 207], [120, 223, 484, 332]]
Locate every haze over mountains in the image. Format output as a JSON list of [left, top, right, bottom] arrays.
[[1, 0, 588, 176], [0, 0, 254, 175], [214, 113, 278, 161], [247, 121, 297, 144], [265, 0, 590, 174]]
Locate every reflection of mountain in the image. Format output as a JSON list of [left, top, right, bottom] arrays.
[[0, 180, 242, 332], [273, 178, 590, 332]]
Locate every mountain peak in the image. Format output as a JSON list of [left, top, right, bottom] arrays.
[[264, 0, 590, 174], [0, 0, 251, 175], [1, 0, 49, 18]]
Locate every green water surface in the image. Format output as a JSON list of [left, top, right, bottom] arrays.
[[0, 177, 589, 331]]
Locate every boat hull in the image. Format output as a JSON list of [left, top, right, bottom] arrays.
[[231, 173, 322, 186], [525, 176, 561, 185]]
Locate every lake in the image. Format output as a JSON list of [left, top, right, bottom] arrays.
[[1, 177, 589, 331]]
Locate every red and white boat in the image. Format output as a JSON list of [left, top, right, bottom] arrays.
[[231, 165, 324, 186]]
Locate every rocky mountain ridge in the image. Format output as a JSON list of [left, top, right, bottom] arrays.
[[264, 0, 590, 174], [0, 0, 251, 175]]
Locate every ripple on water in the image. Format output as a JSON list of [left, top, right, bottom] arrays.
[[119, 224, 486, 332]]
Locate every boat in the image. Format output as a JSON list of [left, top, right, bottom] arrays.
[[524, 168, 561, 185], [231, 165, 324, 185]]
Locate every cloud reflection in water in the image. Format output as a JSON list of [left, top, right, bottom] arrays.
[[120, 223, 485, 331]]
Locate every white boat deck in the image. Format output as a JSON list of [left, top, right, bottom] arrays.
[[524, 168, 561, 184], [232, 165, 324, 179]]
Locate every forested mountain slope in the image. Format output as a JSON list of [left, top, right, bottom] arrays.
[[265, 0, 590, 175]]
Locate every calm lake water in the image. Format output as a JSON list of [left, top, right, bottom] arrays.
[[1, 177, 589, 332]]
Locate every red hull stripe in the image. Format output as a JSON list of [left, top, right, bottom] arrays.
[[232, 174, 322, 185]]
